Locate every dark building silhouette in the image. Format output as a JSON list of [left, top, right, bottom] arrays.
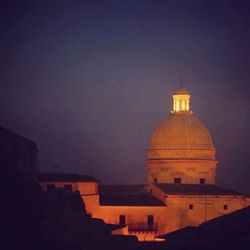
[[159, 206, 250, 250], [1, 126, 138, 250], [0, 126, 38, 182]]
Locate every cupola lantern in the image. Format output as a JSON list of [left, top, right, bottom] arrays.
[[171, 87, 191, 113]]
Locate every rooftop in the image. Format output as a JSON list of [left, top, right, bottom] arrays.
[[155, 184, 242, 196], [99, 184, 165, 206], [100, 194, 165, 206], [99, 184, 147, 195]]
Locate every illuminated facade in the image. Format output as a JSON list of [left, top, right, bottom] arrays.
[[147, 87, 217, 185], [39, 87, 250, 241]]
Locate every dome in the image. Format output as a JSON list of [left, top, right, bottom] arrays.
[[147, 113, 216, 160], [147, 87, 217, 185], [150, 113, 214, 150]]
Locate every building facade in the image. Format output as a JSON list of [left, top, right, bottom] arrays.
[[147, 88, 217, 185], [39, 88, 250, 241]]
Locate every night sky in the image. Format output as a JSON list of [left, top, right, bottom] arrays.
[[1, 0, 249, 193]]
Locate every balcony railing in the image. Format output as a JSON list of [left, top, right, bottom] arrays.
[[128, 223, 158, 232]]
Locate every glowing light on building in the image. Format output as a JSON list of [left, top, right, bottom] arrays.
[[171, 88, 191, 113]]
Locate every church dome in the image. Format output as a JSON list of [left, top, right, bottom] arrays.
[[147, 88, 216, 161], [148, 113, 215, 159], [147, 87, 217, 184]]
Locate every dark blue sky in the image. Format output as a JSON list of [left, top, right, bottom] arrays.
[[1, 0, 249, 192]]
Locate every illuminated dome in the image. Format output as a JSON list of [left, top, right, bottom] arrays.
[[148, 113, 215, 160], [147, 87, 217, 185]]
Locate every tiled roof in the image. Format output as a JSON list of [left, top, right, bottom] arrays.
[[155, 184, 242, 196], [99, 184, 165, 206], [100, 194, 165, 206], [39, 173, 97, 182], [99, 185, 147, 195]]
